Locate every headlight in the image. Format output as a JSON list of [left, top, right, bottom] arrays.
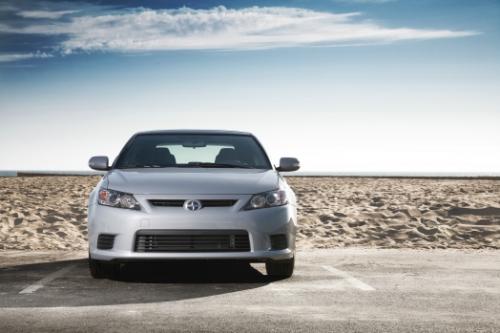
[[244, 189, 288, 210], [98, 188, 141, 210]]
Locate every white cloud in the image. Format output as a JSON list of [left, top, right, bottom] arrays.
[[17, 10, 77, 19], [335, 0, 396, 3], [0, 52, 52, 63], [0, 3, 17, 12], [1, 6, 478, 54]]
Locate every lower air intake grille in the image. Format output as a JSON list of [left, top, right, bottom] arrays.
[[135, 230, 250, 252], [97, 234, 115, 250], [270, 234, 288, 250]]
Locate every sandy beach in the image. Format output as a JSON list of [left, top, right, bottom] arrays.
[[291, 177, 500, 249], [0, 176, 499, 251]]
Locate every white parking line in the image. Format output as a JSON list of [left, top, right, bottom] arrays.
[[19, 264, 77, 295], [321, 265, 375, 291]]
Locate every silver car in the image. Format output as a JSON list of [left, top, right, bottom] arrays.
[[88, 130, 300, 279]]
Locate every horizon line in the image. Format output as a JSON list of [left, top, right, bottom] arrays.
[[1, 170, 500, 179]]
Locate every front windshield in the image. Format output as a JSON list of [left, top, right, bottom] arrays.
[[114, 134, 272, 169]]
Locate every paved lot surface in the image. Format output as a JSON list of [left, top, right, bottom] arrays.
[[0, 249, 499, 332]]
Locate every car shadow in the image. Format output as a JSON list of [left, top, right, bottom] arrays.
[[0, 259, 280, 308], [115, 260, 275, 283]]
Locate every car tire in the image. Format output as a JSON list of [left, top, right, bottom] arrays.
[[88, 255, 106, 279], [266, 257, 294, 278]]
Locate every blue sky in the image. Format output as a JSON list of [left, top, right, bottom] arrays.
[[1, 0, 499, 172]]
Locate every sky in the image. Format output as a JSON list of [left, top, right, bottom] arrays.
[[0, 0, 499, 173]]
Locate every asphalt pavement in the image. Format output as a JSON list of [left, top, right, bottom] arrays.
[[0, 249, 499, 332]]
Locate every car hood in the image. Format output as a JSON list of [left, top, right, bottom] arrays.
[[104, 168, 279, 195]]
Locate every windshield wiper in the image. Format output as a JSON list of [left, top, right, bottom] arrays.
[[118, 163, 254, 169], [118, 164, 176, 169], [183, 162, 254, 169]]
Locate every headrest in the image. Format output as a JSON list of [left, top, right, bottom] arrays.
[[215, 148, 239, 164], [137, 146, 176, 166]]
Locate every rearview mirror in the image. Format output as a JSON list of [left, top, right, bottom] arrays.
[[89, 156, 110, 171], [276, 157, 300, 172], [182, 141, 207, 148]]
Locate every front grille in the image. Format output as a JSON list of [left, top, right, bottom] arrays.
[[149, 200, 184, 207], [97, 234, 115, 250], [202, 200, 238, 207], [135, 230, 250, 252], [149, 199, 237, 208]]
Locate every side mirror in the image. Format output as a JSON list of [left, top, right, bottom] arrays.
[[89, 156, 110, 171], [276, 157, 300, 172]]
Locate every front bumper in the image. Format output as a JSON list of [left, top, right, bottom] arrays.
[[88, 194, 297, 262]]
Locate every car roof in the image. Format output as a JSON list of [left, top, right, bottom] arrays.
[[134, 129, 253, 136]]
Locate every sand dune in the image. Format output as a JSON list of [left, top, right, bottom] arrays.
[[0, 176, 100, 250], [0, 176, 499, 250], [288, 177, 500, 249]]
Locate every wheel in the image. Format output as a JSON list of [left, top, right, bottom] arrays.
[[88, 254, 106, 279], [266, 257, 294, 278]]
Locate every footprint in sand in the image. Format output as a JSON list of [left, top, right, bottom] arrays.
[[43, 215, 63, 223], [318, 214, 340, 223], [347, 221, 367, 228], [448, 207, 500, 216], [417, 226, 439, 236]]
